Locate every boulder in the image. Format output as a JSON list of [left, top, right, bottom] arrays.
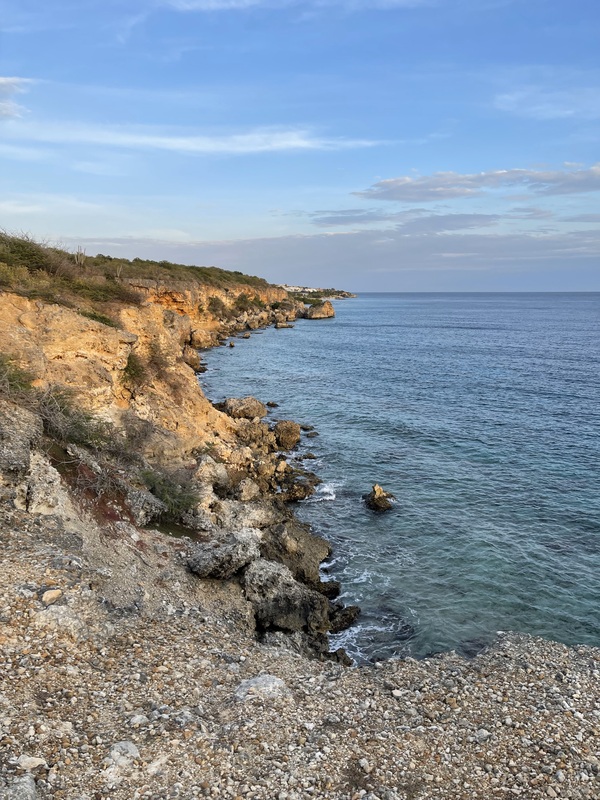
[[236, 477, 261, 501], [260, 520, 331, 587], [363, 483, 395, 512], [194, 454, 230, 490], [329, 602, 361, 633], [278, 469, 321, 502], [242, 559, 330, 635], [181, 344, 202, 372], [220, 396, 268, 420], [273, 420, 301, 450], [126, 489, 168, 526], [305, 300, 335, 320], [1, 774, 39, 800], [236, 420, 277, 452], [187, 528, 261, 580], [0, 399, 42, 484]]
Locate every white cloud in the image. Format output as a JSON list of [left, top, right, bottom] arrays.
[[0, 200, 45, 214], [3, 120, 379, 154], [356, 164, 600, 202], [0, 76, 33, 119]]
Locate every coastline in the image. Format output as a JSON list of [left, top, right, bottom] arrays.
[[2, 271, 600, 797]]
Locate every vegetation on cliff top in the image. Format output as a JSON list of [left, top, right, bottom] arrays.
[[0, 231, 271, 312]]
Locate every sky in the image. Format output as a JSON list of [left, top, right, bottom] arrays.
[[0, 0, 599, 291]]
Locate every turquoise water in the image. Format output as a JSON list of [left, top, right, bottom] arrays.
[[201, 294, 600, 662]]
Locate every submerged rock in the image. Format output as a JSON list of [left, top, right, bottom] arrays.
[[364, 483, 395, 512], [305, 300, 335, 319]]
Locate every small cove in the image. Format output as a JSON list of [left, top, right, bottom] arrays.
[[200, 293, 600, 662]]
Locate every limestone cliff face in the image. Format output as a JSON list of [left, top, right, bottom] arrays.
[[124, 279, 293, 347], [0, 280, 293, 464]]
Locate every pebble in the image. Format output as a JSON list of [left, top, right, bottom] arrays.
[[41, 589, 62, 606], [2, 501, 600, 800]]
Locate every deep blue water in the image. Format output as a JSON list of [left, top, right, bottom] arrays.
[[200, 293, 600, 662]]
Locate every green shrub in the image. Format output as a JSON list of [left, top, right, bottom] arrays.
[[122, 352, 147, 389], [38, 386, 111, 449], [79, 310, 119, 328], [0, 354, 35, 398], [207, 295, 229, 317], [140, 467, 199, 521]]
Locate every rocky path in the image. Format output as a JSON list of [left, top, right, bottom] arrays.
[[1, 502, 599, 800]]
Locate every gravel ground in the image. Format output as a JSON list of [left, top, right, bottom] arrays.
[[1, 503, 599, 800]]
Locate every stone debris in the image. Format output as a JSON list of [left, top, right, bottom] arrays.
[[187, 528, 262, 580], [2, 498, 599, 799], [234, 675, 290, 702]]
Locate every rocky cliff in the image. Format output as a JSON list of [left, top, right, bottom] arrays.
[[0, 247, 353, 663]]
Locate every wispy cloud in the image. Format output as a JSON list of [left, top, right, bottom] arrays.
[[0, 76, 33, 118], [308, 208, 407, 226], [356, 164, 600, 202], [495, 87, 600, 121], [164, 0, 434, 10], [4, 120, 379, 154], [563, 213, 600, 223], [306, 208, 500, 232]]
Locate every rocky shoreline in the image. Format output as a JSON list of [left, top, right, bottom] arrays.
[[1, 266, 599, 799]]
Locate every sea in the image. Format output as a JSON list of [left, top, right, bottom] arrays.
[[200, 293, 600, 663]]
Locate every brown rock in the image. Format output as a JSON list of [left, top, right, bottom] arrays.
[[260, 520, 331, 587], [305, 300, 335, 319], [329, 602, 361, 633], [221, 396, 268, 420], [181, 344, 201, 372], [41, 589, 63, 606], [364, 483, 395, 512], [273, 420, 301, 450]]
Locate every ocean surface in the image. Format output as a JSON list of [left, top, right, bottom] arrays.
[[200, 293, 600, 662]]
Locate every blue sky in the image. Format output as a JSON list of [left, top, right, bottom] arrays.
[[1, 0, 599, 290]]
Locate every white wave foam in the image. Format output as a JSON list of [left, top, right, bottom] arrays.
[[306, 480, 342, 503]]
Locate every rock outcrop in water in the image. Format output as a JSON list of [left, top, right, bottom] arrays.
[[304, 300, 335, 319], [364, 483, 395, 511]]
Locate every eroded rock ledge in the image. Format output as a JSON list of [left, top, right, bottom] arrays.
[[0, 284, 354, 664]]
